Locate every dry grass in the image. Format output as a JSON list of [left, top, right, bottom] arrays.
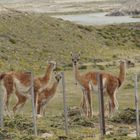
[[0, 11, 140, 139]]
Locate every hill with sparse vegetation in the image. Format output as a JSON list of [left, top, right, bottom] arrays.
[[0, 11, 139, 74], [0, 10, 140, 140]]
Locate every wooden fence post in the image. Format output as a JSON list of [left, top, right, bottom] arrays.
[[61, 72, 68, 135], [30, 71, 37, 136], [97, 73, 106, 137], [0, 83, 4, 128], [134, 73, 139, 138]]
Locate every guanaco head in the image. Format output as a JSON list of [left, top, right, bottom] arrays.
[[54, 72, 62, 82], [48, 61, 57, 70], [119, 60, 127, 68], [71, 52, 81, 66], [124, 59, 135, 68]]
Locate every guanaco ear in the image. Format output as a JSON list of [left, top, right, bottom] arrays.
[[119, 59, 126, 63], [78, 51, 81, 57], [51, 60, 56, 65], [47, 56, 51, 63], [118, 59, 123, 63], [47, 60, 50, 64], [55, 62, 57, 67], [70, 52, 73, 57]]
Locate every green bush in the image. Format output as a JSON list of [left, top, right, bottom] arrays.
[[124, 83, 134, 89], [9, 38, 16, 44], [54, 66, 63, 71], [79, 65, 87, 70], [96, 64, 105, 70]]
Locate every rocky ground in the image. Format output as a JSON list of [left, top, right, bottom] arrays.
[[0, 108, 139, 139], [107, 0, 140, 17]]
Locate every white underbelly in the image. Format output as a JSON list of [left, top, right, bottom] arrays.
[[38, 84, 48, 93], [13, 78, 31, 96], [89, 78, 107, 94]]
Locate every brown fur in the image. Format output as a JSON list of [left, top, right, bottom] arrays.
[[34, 62, 56, 93], [89, 64, 126, 115], [0, 61, 56, 115], [71, 52, 126, 117], [0, 73, 6, 80], [37, 72, 62, 115], [14, 72, 31, 86], [71, 52, 93, 117], [0, 73, 14, 113]]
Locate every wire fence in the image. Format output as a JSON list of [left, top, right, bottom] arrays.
[[0, 71, 139, 139]]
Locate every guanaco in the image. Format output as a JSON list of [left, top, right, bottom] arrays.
[[37, 72, 62, 116], [0, 61, 56, 116], [71, 52, 126, 117]]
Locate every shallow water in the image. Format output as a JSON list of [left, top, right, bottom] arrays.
[[52, 12, 140, 25]]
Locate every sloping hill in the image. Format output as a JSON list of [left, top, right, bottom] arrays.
[[0, 11, 139, 73]]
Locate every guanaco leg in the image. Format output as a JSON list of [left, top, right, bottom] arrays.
[[13, 91, 27, 115]]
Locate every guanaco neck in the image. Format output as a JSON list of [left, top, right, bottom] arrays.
[[43, 64, 53, 82], [47, 81, 59, 96], [118, 62, 126, 86], [73, 63, 81, 84]]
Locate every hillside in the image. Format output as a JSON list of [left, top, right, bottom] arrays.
[[0, 11, 140, 140], [0, 11, 140, 74]]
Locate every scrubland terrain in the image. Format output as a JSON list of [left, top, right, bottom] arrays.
[[0, 11, 139, 73], [0, 5, 140, 140]]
